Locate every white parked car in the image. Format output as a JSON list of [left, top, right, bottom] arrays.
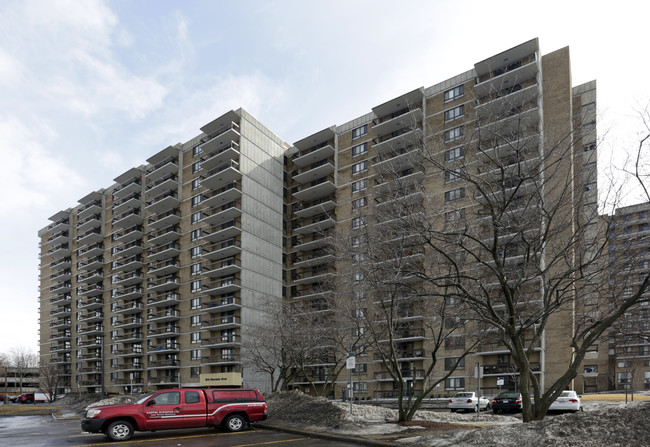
[[549, 390, 581, 412], [448, 392, 491, 412]]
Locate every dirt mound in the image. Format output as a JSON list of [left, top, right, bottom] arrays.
[[266, 390, 349, 427], [429, 402, 650, 447]]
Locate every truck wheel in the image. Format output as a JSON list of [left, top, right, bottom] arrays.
[[105, 420, 134, 441], [224, 414, 245, 432]]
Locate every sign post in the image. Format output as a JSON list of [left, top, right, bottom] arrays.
[[346, 352, 356, 416], [475, 363, 483, 421]]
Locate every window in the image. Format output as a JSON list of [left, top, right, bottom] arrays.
[[191, 332, 201, 344], [445, 377, 465, 390], [191, 297, 201, 310], [191, 211, 202, 224], [352, 197, 367, 210], [191, 195, 202, 207], [640, 223, 649, 232], [444, 357, 465, 371], [354, 289, 367, 301], [191, 315, 201, 326], [191, 229, 202, 241], [445, 146, 464, 162], [154, 392, 180, 405], [351, 235, 365, 247], [445, 188, 465, 203], [352, 382, 367, 393], [192, 161, 202, 173], [351, 216, 366, 229], [640, 211, 648, 220], [445, 168, 461, 183], [444, 105, 464, 122], [191, 349, 201, 360], [351, 178, 368, 193], [191, 246, 202, 258], [352, 142, 368, 157], [445, 336, 465, 350], [444, 126, 464, 142], [445, 209, 466, 223], [444, 85, 464, 103], [352, 124, 368, 140], [190, 263, 201, 275], [192, 145, 202, 157], [185, 391, 201, 404], [354, 271, 364, 282], [353, 253, 365, 263], [583, 365, 598, 374], [352, 160, 368, 175], [190, 367, 201, 378], [191, 280, 201, 293]]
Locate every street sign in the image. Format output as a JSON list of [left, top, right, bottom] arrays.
[[346, 352, 356, 370], [497, 377, 504, 386]]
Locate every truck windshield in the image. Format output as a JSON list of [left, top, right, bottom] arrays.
[[135, 392, 156, 404]]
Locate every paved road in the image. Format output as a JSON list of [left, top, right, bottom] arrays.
[[0, 416, 362, 447]]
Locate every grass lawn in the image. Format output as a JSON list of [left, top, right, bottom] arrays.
[[0, 405, 62, 416]]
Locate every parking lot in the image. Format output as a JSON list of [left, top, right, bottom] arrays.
[[0, 415, 363, 447]]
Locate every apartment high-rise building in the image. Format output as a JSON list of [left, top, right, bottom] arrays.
[[39, 38, 607, 397]]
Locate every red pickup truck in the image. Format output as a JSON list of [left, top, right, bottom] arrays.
[[81, 388, 268, 441]]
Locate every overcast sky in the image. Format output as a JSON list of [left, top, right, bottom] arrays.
[[1, 0, 648, 356]]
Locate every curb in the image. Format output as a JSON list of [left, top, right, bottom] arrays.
[[254, 423, 400, 447]]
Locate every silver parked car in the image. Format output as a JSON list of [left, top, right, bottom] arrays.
[[448, 392, 491, 412]]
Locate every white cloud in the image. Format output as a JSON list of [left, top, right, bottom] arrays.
[[0, 115, 87, 216]]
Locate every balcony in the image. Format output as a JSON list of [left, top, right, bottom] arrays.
[[475, 57, 539, 99], [149, 343, 180, 353], [77, 200, 102, 220], [111, 255, 143, 272], [77, 213, 102, 233], [203, 203, 241, 226], [294, 199, 336, 219], [200, 353, 241, 366], [112, 225, 143, 244], [201, 142, 240, 172], [78, 310, 104, 323], [204, 277, 240, 295], [146, 157, 179, 183], [148, 376, 180, 385], [292, 235, 332, 252], [148, 359, 180, 370], [50, 319, 71, 329], [201, 315, 240, 330], [148, 258, 180, 277], [202, 296, 240, 313], [200, 116, 240, 146], [50, 294, 71, 306], [202, 182, 242, 209], [477, 104, 540, 137], [46, 230, 69, 247], [372, 145, 421, 173], [77, 284, 104, 297], [293, 252, 335, 269], [148, 309, 180, 323], [374, 168, 425, 193], [51, 330, 71, 341], [77, 270, 102, 284], [148, 326, 180, 338], [112, 193, 142, 216], [147, 276, 179, 293], [203, 239, 241, 261], [113, 301, 143, 315], [114, 316, 144, 329], [292, 267, 336, 285], [112, 207, 143, 229], [147, 242, 181, 261], [113, 168, 143, 201], [291, 288, 335, 302], [293, 161, 335, 185], [76, 229, 103, 247], [78, 243, 104, 259], [292, 126, 335, 167], [147, 292, 180, 307], [145, 190, 180, 214], [146, 173, 178, 198], [113, 331, 144, 343], [204, 258, 241, 278], [147, 225, 180, 246], [49, 305, 71, 317], [373, 127, 424, 156], [78, 297, 104, 310], [50, 281, 72, 295], [372, 108, 423, 139], [46, 243, 71, 259], [482, 362, 541, 376], [78, 324, 103, 336], [113, 271, 143, 287], [203, 221, 241, 244], [44, 213, 70, 235], [114, 286, 144, 301], [113, 363, 145, 373], [50, 257, 72, 271], [294, 214, 336, 235], [51, 343, 71, 353], [147, 209, 181, 230], [113, 347, 144, 357], [201, 160, 242, 190], [292, 176, 336, 202], [475, 83, 539, 118], [201, 335, 238, 348]]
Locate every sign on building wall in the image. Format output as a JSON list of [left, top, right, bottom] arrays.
[[200, 372, 242, 387]]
